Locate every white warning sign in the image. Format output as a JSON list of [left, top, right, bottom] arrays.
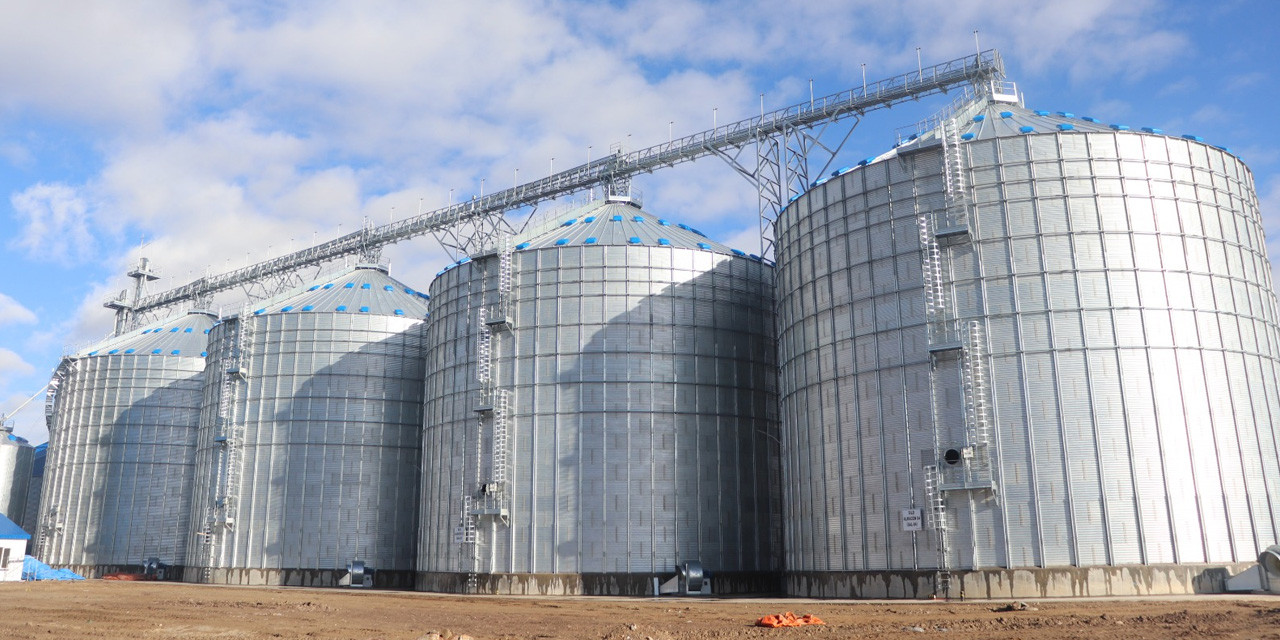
[[901, 508, 924, 532]]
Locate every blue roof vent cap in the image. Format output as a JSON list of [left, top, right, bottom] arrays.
[[632, 216, 644, 222], [336, 305, 347, 312], [832, 167, 852, 177], [628, 237, 642, 244], [1141, 126, 1163, 134], [731, 249, 746, 257], [384, 285, 394, 291], [1034, 109, 1050, 116], [697, 242, 712, 250], [301, 305, 314, 311], [359, 306, 370, 313], [1058, 123, 1075, 131], [1182, 134, 1204, 142], [361, 283, 371, 289], [1019, 126, 1035, 134], [151, 349, 161, 354], [322, 283, 334, 289], [584, 237, 597, 244], [611, 215, 623, 221], [169, 327, 179, 333], [281, 306, 293, 312], [678, 223, 690, 230], [972, 114, 986, 122], [657, 238, 671, 245], [184, 327, 193, 333], [203, 329, 210, 334], [1214, 145, 1233, 154], [88, 350, 98, 356], [394, 309, 404, 316], [562, 218, 577, 226], [857, 158, 869, 166], [583, 216, 596, 223], [788, 194, 801, 203], [1110, 124, 1130, 131], [961, 132, 976, 140], [1082, 116, 1099, 122], [344, 282, 355, 288], [200, 351, 208, 357], [658, 219, 670, 226], [108, 349, 118, 354], [141, 329, 150, 334], [1057, 111, 1075, 118], [171, 350, 180, 355], [253, 309, 265, 315], [308, 285, 319, 291], [555, 238, 569, 246], [1000, 111, 1014, 118], [124, 349, 135, 354], [515, 242, 530, 250]]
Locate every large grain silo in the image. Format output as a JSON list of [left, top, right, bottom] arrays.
[[417, 198, 782, 595], [777, 92, 1280, 598], [0, 431, 34, 527], [185, 264, 430, 587], [36, 311, 215, 576]]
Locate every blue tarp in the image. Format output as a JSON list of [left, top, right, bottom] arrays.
[[22, 556, 85, 581]]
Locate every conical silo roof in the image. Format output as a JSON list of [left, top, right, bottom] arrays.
[[245, 264, 432, 319], [80, 310, 217, 358], [516, 200, 760, 258]]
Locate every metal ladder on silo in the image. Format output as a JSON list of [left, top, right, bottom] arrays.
[[961, 320, 995, 489], [925, 465, 951, 598], [939, 117, 971, 235], [205, 314, 253, 581]]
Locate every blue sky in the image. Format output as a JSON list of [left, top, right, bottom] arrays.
[[2, 0, 1279, 443]]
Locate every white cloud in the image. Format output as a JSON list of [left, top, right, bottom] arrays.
[[8, 182, 95, 263], [0, 347, 36, 383], [0, 292, 37, 326]]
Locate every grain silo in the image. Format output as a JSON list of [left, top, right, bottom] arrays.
[[417, 198, 781, 594], [36, 310, 215, 576], [21, 442, 46, 535], [777, 91, 1280, 598], [185, 264, 430, 587], [0, 431, 34, 527]]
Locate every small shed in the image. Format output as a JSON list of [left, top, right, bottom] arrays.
[[0, 512, 30, 581]]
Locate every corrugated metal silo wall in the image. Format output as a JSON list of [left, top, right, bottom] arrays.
[[418, 244, 782, 594], [35, 355, 204, 575], [777, 130, 1280, 596], [186, 312, 427, 587], [0, 441, 33, 526], [21, 446, 45, 535]]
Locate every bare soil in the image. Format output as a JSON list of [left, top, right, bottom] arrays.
[[1, 581, 1278, 639]]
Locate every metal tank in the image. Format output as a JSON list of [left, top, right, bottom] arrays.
[[417, 198, 782, 595], [21, 442, 46, 535], [776, 92, 1280, 598], [36, 310, 216, 576], [185, 264, 430, 587], [0, 431, 34, 526]]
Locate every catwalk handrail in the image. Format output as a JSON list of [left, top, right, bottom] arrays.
[[131, 50, 1004, 314]]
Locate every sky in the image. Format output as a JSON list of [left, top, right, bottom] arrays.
[[2, 0, 1279, 443]]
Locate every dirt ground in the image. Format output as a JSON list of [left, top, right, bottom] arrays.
[[1, 581, 1278, 639]]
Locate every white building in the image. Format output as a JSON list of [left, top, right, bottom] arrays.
[[0, 512, 30, 581]]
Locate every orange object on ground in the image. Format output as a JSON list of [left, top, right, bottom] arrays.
[[101, 573, 155, 581], [756, 612, 825, 627]]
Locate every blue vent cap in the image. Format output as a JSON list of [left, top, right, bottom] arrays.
[[171, 350, 180, 355], [731, 249, 747, 257], [124, 349, 135, 354], [1182, 134, 1204, 142], [584, 237, 597, 244], [583, 216, 596, 223], [336, 305, 347, 312], [857, 158, 869, 166], [308, 285, 319, 291], [697, 242, 712, 250], [515, 242, 530, 250], [1082, 116, 1099, 122], [833, 167, 853, 177], [405, 288, 415, 295], [690, 228, 705, 237], [203, 329, 210, 334], [184, 327, 193, 333], [1057, 111, 1075, 118], [108, 349, 118, 354], [1034, 110, 1050, 116], [1214, 145, 1233, 154], [562, 218, 577, 227], [1058, 123, 1075, 131], [658, 219, 670, 226], [611, 215, 623, 221], [1019, 126, 1034, 133], [555, 238, 569, 246], [417, 292, 429, 300], [344, 282, 355, 288], [384, 285, 394, 291], [323, 283, 334, 289], [200, 351, 208, 357], [152, 349, 162, 354], [253, 309, 265, 315], [788, 194, 801, 203], [361, 283, 371, 289], [359, 306, 370, 313], [302, 305, 314, 311], [169, 327, 179, 333], [88, 350, 98, 356], [658, 238, 671, 245], [972, 114, 986, 122], [281, 306, 293, 312], [1110, 124, 1130, 131], [1141, 126, 1163, 134], [1000, 111, 1014, 118], [632, 216, 644, 222], [141, 329, 150, 334], [394, 309, 404, 316], [628, 237, 641, 244], [961, 132, 975, 140]]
